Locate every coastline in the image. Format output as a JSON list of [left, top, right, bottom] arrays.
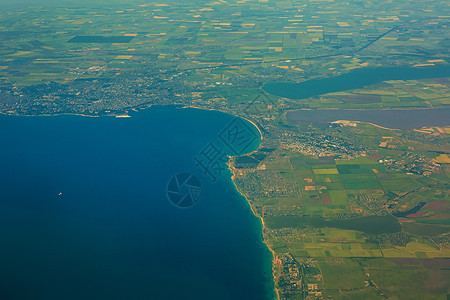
[[186, 105, 264, 141], [179, 105, 280, 299], [183, 105, 280, 299], [227, 161, 281, 300], [186, 105, 278, 299], [188, 104, 278, 299]]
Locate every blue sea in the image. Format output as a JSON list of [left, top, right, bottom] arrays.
[[0, 107, 274, 300]]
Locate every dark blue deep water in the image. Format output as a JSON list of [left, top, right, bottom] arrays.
[[0, 107, 274, 300]]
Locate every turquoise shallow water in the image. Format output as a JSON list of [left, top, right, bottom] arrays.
[[0, 107, 274, 300]]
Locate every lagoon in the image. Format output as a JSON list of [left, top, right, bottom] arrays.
[[263, 66, 450, 100], [285, 108, 450, 130]]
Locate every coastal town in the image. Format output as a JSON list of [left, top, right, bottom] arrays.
[[230, 116, 450, 298]]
